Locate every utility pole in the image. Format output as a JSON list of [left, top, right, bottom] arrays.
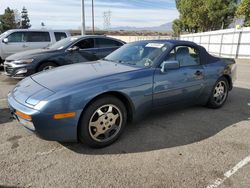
[[92, 0, 95, 34], [81, 0, 86, 35]]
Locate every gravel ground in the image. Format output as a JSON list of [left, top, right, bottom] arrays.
[[0, 59, 250, 188]]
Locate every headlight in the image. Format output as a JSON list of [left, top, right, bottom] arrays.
[[13, 59, 34, 64]]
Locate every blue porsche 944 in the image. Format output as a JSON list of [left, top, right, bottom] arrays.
[[8, 40, 236, 147]]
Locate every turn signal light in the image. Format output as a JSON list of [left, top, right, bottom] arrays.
[[16, 111, 32, 121], [53, 112, 76, 119]]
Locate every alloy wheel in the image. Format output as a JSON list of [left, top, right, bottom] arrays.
[[213, 81, 228, 105], [88, 104, 122, 142]]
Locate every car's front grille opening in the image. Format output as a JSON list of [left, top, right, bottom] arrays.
[[4, 65, 14, 74]]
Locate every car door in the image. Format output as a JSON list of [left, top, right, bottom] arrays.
[[153, 45, 205, 107], [25, 31, 51, 50], [67, 38, 99, 64], [2, 31, 27, 58], [94, 38, 123, 59]]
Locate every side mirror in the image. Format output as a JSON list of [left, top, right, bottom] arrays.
[[67, 46, 79, 52], [161, 60, 179, 73], [2, 38, 8, 44]]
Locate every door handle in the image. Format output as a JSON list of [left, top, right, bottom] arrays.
[[194, 70, 203, 76]]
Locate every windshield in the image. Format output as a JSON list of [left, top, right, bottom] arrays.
[[104, 42, 169, 67], [47, 36, 79, 50], [0, 31, 9, 39]]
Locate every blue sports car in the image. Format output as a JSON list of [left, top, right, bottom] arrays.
[[8, 40, 236, 148]]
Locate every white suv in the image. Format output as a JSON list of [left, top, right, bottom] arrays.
[[0, 29, 70, 64]]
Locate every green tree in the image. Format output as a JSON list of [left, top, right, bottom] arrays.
[[206, 0, 236, 29], [172, 19, 183, 37], [173, 0, 237, 34], [0, 7, 18, 33], [236, 0, 250, 27], [20, 6, 31, 29]]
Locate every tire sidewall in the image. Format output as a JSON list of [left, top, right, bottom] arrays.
[[79, 96, 127, 148]]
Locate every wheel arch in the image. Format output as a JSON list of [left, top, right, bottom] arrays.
[[36, 60, 59, 72], [222, 74, 232, 90]]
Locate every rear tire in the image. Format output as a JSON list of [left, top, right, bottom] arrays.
[[79, 95, 127, 148], [37, 62, 58, 72], [207, 77, 229, 109]]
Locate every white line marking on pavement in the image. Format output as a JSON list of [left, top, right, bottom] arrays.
[[207, 155, 250, 188], [0, 98, 7, 101], [248, 103, 250, 106]]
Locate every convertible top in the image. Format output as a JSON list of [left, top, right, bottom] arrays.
[[166, 40, 221, 65], [133, 39, 221, 65]]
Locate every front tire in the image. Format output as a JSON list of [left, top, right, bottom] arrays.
[[79, 95, 127, 148], [207, 77, 229, 108]]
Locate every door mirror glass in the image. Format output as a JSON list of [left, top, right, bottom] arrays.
[[67, 46, 79, 52], [2, 38, 8, 43], [161, 60, 179, 72]]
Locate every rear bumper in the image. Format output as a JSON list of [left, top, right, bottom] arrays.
[[7, 93, 80, 142]]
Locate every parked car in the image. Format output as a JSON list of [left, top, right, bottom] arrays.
[[7, 40, 236, 148], [0, 29, 70, 64], [4, 35, 125, 78]]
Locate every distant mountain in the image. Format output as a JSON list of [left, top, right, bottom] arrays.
[[111, 22, 172, 32]]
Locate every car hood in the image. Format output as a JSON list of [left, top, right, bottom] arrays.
[[31, 60, 141, 92], [6, 48, 59, 61], [11, 76, 55, 107]]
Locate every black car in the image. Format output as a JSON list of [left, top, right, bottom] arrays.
[[4, 35, 125, 78]]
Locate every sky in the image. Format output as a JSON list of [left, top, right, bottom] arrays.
[[0, 0, 179, 30]]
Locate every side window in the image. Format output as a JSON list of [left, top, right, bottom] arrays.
[[54, 32, 67, 41], [95, 38, 122, 48], [167, 48, 176, 61], [7, 32, 26, 43], [26, 32, 50, 42], [74, 38, 94, 49], [165, 46, 200, 67]]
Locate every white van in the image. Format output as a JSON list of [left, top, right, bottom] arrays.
[[0, 29, 71, 63]]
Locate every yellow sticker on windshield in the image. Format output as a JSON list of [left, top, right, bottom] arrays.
[[146, 43, 164, 48]]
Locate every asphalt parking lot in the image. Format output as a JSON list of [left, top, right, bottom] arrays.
[[0, 60, 250, 188]]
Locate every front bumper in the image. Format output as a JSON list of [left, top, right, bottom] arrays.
[[4, 61, 35, 78], [11, 110, 35, 131], [7, 92, 80, 142], [8, 92, 38, 132]]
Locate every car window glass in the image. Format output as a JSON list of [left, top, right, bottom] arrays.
[[105, 42, 169, 67], [0, 31, 9, 38], [165, 46, 200, 67], [74, 38, 94, 49], [48, 37, 78, 50], [167, 48, 176, 61], [54, 32, 67, 41], [95, 38, 122, 48], [26, 32, 50, 42], [7, 32, 26, 42]]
